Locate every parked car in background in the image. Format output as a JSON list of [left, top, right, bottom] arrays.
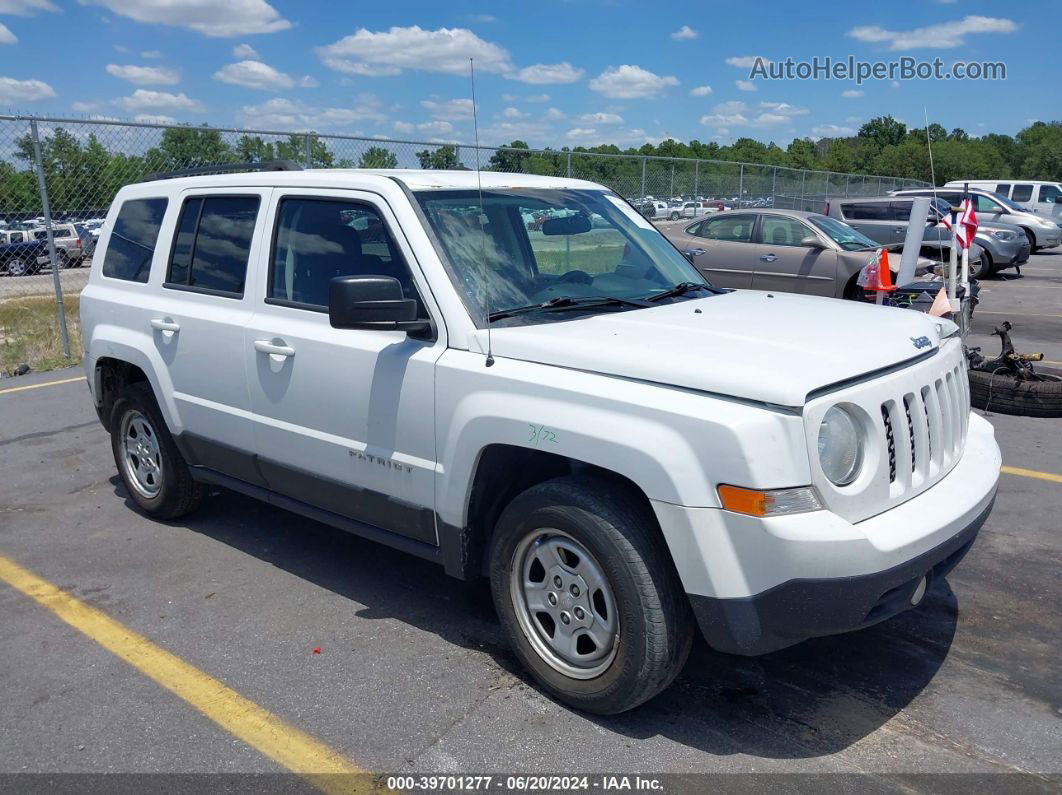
[[824, 196, 988, 278], [946, 180, 1062, 226], [885, 190, 1031, 274], [637, 200, 669, 220], [663, 208, 932, 298], [0, 231, 48, 276], [893, 187, 1062, 253], [29, 223, 87, 267], [666, 201, 701, 220]]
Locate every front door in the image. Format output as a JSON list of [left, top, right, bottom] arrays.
[[244, 190, 443, 545], [751, 214, 837, 296]]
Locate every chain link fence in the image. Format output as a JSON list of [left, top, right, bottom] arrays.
[[0, 114, 928, 374]]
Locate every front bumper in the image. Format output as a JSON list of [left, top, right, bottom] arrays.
[[651, 413, 1000, 655], [688, 496, 991, 655]]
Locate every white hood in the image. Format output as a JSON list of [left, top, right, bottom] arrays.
[[476, 291, 952, 407]]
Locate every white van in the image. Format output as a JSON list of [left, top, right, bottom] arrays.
[[946, 180, 1062, 225]]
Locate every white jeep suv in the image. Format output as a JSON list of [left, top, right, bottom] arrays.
[[81, 166, 1000, 714]]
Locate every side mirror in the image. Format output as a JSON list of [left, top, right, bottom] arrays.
[[800, 235, 826, 249], [328, 275, 430, 333]]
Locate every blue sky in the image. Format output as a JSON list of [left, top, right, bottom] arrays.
[[0, 0, 1055, 149]]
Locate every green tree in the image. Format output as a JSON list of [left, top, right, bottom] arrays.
[[276, 133, 334, 167], [236, 135, 276, 163], [416, 145, 460, 169], [858, 115, 908, 151], [357, 146, 398, 168], [487, 140, 531, 172]]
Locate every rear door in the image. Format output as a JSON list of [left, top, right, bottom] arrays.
[[676, 213, 757, 288], [149, 190, 268, 484], [838, 201, 900, 244], [752, 214, 837, 296], [1032, 184, 1062, 222]]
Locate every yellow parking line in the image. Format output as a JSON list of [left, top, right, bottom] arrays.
[[0, 375, 85, 395], [1001, 465, 1062, 485], [0, 554, 372, 794], [977, 310, 1062, 319]]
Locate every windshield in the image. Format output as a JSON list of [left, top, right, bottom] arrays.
[[414, 188, 709, 325], [809, 215, 880, 251], [986, 190, 1025, 211]]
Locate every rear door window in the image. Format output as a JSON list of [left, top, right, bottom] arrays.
[[101, 197, 169, 283], [841, 202, 889, 220], [995, 184, 1011, 196], [166, 196, 259, 297], [697, 214, 755, 242], [1036, 185, 1061, 204], [1011, 184, 1034, 203]]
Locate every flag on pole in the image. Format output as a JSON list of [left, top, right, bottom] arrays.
[[957, 199, 978, 249]]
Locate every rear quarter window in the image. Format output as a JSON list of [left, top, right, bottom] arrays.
[[102, 197, 169, 283]]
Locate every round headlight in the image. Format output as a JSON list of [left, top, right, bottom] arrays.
[[817, 406, 863, 486]]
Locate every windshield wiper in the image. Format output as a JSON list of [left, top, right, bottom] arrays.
[[643, 281, 722, 302], [487, 295, 651, 322]]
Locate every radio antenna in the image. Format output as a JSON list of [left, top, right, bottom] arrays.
[[470, 57, 494, 367], [923, 107, 939, 206]]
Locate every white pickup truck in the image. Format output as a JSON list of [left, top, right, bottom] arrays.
[[81, 166, 1000, 714]]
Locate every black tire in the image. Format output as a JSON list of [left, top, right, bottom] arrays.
[[972, 249, 990, 279], [110, 382, 205, 518], [969, 368, 1062, 418], [55, 249, 70, 269], [669, 212, 680, 221], [489, 476, 693, 714], [1022, 228, 1037, 253], [6, 256, 35, 276]]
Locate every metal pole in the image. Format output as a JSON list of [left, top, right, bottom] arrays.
[[844, 174, 850, 197], [669, 162, 674, 199], [694, 160, 699, 197], [825, 173, 830, 201], [877, 177, 882, 194], [800, 170, 806, 210], [30, 119, 71, 359], [303, 132, 313, 167], [771, 167, 777, 206], [640, 157, 647, 197], [566, 151, 572, 178], [738, 164, 744, 203]]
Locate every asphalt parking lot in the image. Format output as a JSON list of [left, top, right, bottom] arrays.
[[1, 253, 1060, 791]]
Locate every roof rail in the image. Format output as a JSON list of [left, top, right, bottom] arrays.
[[142, 159, 304, 182]]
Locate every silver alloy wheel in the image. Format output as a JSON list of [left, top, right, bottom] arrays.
[[7, 257, 27, 276], [510, 529, 619, 679], [120, 409, 163, 499]]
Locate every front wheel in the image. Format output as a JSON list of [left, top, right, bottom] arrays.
[[110, 383, 204, 518], [1023, 228, 1037, 252], [669, 212, 680, 220], [6, 257, 35, 276], [489, 477, 693, 714]]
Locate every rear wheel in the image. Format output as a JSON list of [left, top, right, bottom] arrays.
[[972, 249, 990, 279], [6, 257, 35, 276], [110, 383, 204, 518], [489, 477, 693, 714], [669, 211, 680, 220]]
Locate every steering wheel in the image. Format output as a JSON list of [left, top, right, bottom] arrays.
[[558, 270, 592, 284]]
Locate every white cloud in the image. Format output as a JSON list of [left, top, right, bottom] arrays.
[[714, 100, 747, 113], [524, 93, 549, 103], [726, 55, 770, 68], [502, 107, 525, 119], [589, 65, 678, 99], [0, 76, 56, 102], [238, 95, 385, 129], [83, 0, 291, 37], [113, 89, 204, 112], [393, 121, 415, 134], [0, 0, 56, 13], [317, 25, 511, 77], [467, 14, 495, 22], [299, 75, 319, 88], [133, 113, 176, 124], [735, 79, 757, 92], [232, 43, 258, 59], [418, 120, 454, 135], [689, 85, 712, 97], [512, 62, 583, 84], [701, 112, 748, 127], [141, 50, 162, 58], [213, 60, 294, 90], [545, 107, 566, 121], [0, 22, 15, 44], [811, 124, 855, 137], [566, 127, 597, 139], [578, 112, 623, 125], [71, 100, 101, 112], [841, 89, 864, 98], [846, 15, 1017, 50], [758, 101, 807, 117], [420, 97, 474, 120], [106, 64, 179, 86], [671, 25, 698, 40], [846, 116, 862, 123]]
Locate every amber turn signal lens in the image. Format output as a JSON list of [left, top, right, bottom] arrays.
[[717, 484, 822, 517]]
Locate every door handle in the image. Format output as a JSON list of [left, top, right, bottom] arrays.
[[684, 248, 705, 257], [254, 339, 296, 358], [150, 318, 180, 333], [760, 253, 778, 262], [894, 227, 906, 234]]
